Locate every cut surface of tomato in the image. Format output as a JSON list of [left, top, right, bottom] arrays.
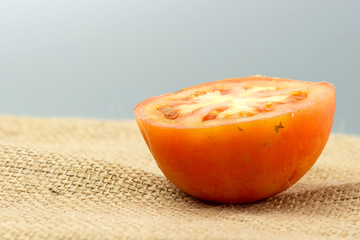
[[134, 76, 336, 203]]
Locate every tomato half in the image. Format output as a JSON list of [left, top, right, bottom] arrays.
[[134, 76, 335, 203]]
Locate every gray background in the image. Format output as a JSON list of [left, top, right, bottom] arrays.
[[1, 0, 359, 134]]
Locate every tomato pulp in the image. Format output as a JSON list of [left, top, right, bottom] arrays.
[[134, 76, 335, 203]]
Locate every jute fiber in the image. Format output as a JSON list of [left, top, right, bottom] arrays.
[[0, 116, 359, 240]]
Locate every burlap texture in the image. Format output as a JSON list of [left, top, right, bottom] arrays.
[[0, 116, 359, 240]]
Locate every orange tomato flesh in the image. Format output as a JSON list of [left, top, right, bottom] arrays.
[[134, 76, 335, 203]]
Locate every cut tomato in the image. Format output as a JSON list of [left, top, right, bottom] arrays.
[[134, 76, 336, 203]]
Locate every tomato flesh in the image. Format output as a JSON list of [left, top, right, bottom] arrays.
[[134, 76, 335, 203]]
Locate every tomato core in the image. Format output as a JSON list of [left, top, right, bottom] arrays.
[[157, 86, 307, 122]]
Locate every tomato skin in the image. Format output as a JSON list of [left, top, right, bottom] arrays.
[[135, 77, 335, 203]]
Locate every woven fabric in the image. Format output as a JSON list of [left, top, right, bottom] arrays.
[[0, 116, 359, 240]]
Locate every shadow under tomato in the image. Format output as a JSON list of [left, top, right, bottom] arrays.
[[189, 182, 360, 217]]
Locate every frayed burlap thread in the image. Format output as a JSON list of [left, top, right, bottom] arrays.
[[0, 116, 359, 240]]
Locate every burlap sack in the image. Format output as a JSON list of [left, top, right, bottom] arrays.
[[0, 116, 358, 240]]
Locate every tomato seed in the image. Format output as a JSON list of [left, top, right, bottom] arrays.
[[288, 91, 307, 101], [157, 105, 182, 120], [164, 110, 181, 120], [202, 106, 229, 122]]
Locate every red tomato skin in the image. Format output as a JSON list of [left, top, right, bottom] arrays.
[[135, 80, 335, 203]]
